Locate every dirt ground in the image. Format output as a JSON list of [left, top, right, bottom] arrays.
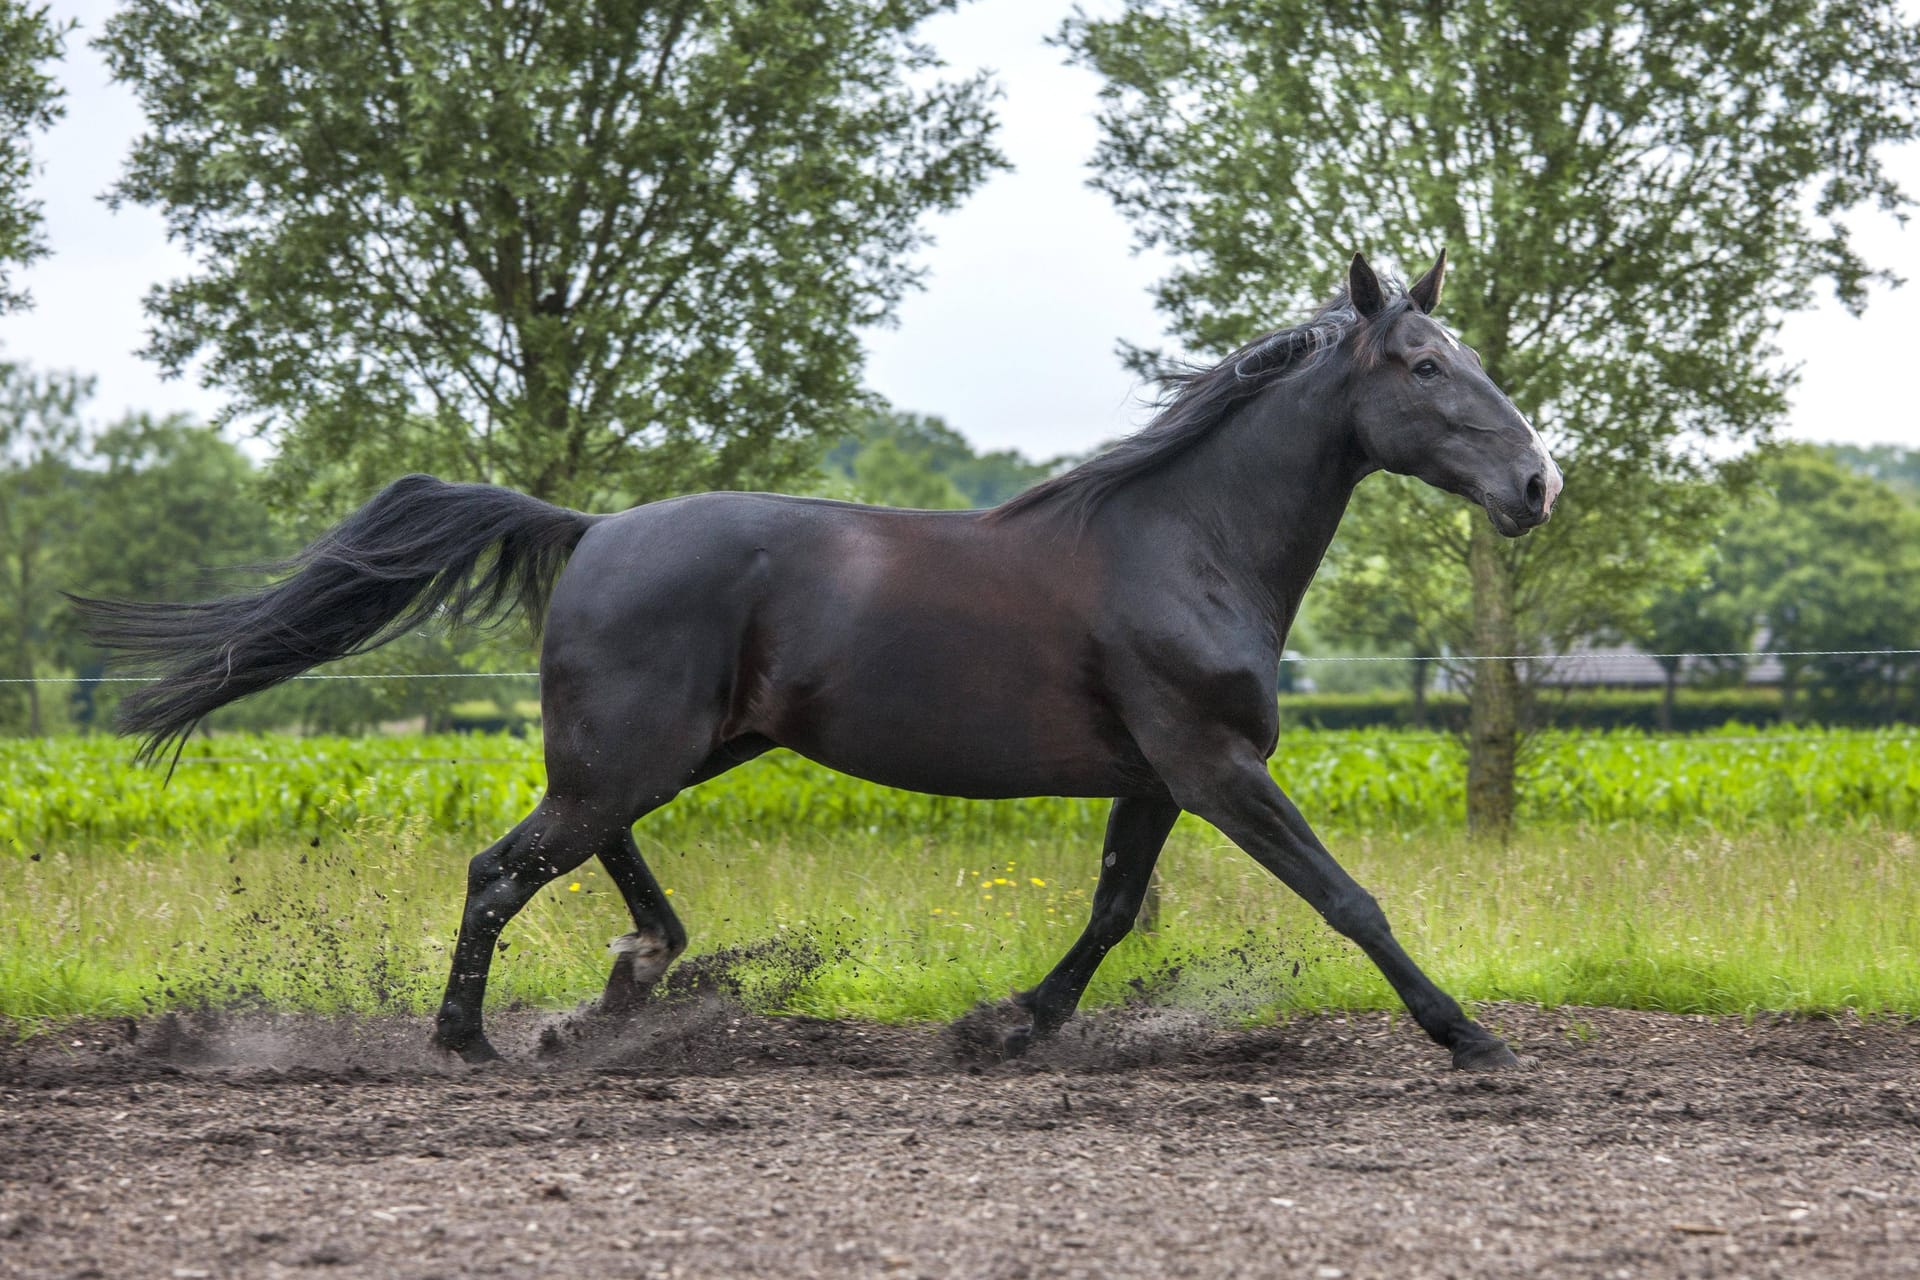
[[3, 999, 1919, 1280]]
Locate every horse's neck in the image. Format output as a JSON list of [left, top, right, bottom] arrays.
[[1142, 381, 1367, 630]]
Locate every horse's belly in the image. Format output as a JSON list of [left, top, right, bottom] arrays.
[[789, 729, 1147, 800], [765, 657, 1153, 800]]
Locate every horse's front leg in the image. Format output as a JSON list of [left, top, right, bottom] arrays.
[[1174, 747, 1519, 1071], [1001, 796, 1182, 1056]]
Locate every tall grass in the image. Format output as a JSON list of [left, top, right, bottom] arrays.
[[4, 782, 1916, 1024]]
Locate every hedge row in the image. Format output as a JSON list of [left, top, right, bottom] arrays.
[[1273, 686, 1911, 731]]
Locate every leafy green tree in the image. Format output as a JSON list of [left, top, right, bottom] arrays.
[[103, 0, 1005, 510], [1066, 0, 1920, 831], [0, 0, 66, 312], [1718, 447, 1920, 720], [76, 415, 279, 605], [1628, 544, 1754, 732], [0, 365, 89, 734], [851, 437, 970, 509], [59, 415, 280, 729], [822, 407, 1053, 508], [1303, 502, 1465, 724]]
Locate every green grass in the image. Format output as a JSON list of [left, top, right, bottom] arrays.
[[4, 789, 1917, 1025]]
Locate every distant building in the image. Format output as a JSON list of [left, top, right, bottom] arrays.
[[1531, 640, 1781, 689]]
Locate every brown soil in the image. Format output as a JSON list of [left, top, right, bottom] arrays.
[[4, 1001, 1919, 1279]]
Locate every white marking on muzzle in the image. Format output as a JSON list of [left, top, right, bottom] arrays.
[[1520, 413, 1562, 516]]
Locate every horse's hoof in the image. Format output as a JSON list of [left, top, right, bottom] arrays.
[[458, 1037, 502, 1065], [1000, 1023, 1034, 1060], [434, 1031, 501, 1065], [599, 932, 678, 1014], [1452, 1037, 1522, 1071], [596, 980, 647, 1018]]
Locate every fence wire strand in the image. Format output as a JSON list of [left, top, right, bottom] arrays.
[[5, 648, 1919, 684]]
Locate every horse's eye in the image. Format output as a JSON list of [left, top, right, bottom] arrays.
[[1413, 359, 1442, 380]]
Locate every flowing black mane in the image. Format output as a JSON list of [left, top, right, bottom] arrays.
[[991, 282, 1416, 524]]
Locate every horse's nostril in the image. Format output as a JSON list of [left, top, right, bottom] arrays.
[[1525, 473, 1545, 519]]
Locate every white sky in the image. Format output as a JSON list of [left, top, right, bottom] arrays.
[[1, 0, 1915, 461]]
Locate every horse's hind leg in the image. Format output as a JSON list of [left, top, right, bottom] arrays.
[[1003, 797, 1181, 1056], [594, 739, 770, 1014], [432, 795, 637, 1062], [596, 831, 686, 1015]]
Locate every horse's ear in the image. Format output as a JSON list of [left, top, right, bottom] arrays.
[[1347, 252, 1385, 318], [1409, 248, 1447, 314]]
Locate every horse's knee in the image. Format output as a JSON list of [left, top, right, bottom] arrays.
[[1088, 896, 1141, 942], [1323, 886, 1389, 942]]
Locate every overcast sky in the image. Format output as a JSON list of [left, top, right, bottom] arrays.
[[1, 0, 1915, 462]]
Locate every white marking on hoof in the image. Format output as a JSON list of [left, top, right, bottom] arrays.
[[608, 931, 676, 986]]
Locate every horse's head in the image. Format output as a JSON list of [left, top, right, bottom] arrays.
[[1343, 251, 1561, 536]]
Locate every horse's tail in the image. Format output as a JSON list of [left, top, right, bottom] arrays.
[[70, 474, 596, 764]]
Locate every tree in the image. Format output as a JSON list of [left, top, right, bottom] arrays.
[[0, 0, 68, 312], [76, 414, 280, 606], [852, 437, 970, 509], [1065, 0, 1920, 831], [58, 415, 279, 728], [821, 407, 1053, 507], [1827, 444, 1920, 501], [1303, 500, 1467, 725], [1629, 544, 1753, 732], [102, 0, 1005, 511], [0, 365, 89, 734], [1718, 447, 1920, 720]]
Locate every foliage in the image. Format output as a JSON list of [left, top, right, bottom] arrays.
[[1827, 444, 1920, 501], [1716, 446, 1920, 714], [1274, 690, 1920, 729], [5, 726, 1917, 855], [102, 0, 1006, 511], [851, 437, 971, 509], [0, 384, 459, 736], [1064, 0, 1920, 830], [0, 365, 91, 733], [821, 407, 1054, 508], [0, 0, 67, 313], [59, 415, 283, 722]]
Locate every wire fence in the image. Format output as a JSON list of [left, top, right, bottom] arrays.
[[4, 647, 1919, 684], [2, 648, 1915, 764]]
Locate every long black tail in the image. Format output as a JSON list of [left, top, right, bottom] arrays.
[[70, 474, 596, 763]]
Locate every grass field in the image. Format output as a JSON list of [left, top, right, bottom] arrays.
[[3, 728, 1918, 1026]]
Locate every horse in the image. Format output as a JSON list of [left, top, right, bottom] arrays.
[[76, 250, 1560, 1069]]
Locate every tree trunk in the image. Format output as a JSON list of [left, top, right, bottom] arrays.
[[1466, 521, 1518, 836], [1410, 657, 1429, 728], [1659, 664, 1677, 733]]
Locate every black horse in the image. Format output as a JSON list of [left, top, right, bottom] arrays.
[[78, 251, 1560, 1069]]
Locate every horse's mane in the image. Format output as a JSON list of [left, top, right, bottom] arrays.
[[989, 281, 1414, 525]]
